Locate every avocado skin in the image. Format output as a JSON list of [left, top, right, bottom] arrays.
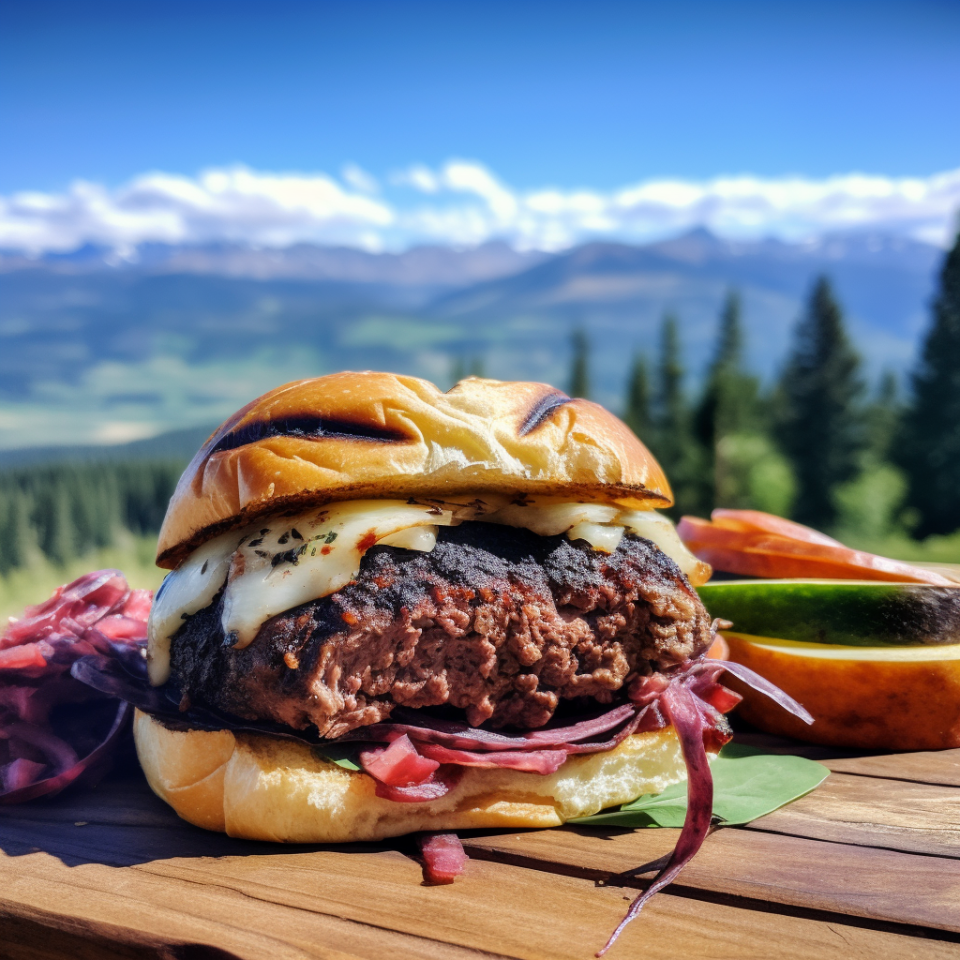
[[696, 580, 960, 647]]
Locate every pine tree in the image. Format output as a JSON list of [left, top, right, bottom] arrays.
[[778, 277, 864, 529], [71, 470, 99, 555], [119, 462, 152, 533], [900, 230, 960, 537], [6, 489, 35, 570], [651, 314, 708, 515], [0, 487, 35, 574], [568, 329, 590, 399], [694, 291, 760, 505], [696, 292, 758, 442], [0, 493, 13, 575], [94, 468, 121, 547], [866, 370, 901, 462], [44, 481, 76, 566], [655, 314, 684, 465], [623, 352, 654, 440]]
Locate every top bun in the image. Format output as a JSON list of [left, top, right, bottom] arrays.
[[156, 372, 671, 568]]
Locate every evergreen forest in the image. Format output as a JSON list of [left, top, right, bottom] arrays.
[[0, 461, 183, 581], [584, 228, 960, 552]]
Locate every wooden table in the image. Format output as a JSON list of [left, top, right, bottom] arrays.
[[0, 732, 958, 960]]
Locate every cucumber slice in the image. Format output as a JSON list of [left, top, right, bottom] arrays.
[[697, 579, 960, 647]]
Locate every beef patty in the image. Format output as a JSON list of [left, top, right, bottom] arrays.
[[170, 522, 713, 738]]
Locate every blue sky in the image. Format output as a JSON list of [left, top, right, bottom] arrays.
[[2, 0, 959, 251]]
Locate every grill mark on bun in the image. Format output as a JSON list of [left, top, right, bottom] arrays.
[[209, 416, 410, 454], [518, 391, 574, 437]]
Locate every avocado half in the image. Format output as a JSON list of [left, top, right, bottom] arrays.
[[696, 579, 960, 648]]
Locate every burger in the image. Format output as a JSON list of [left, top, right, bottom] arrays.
[[74, 371, 807, 953]]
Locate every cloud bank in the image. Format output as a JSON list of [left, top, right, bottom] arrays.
[[2, 161, 958, 255]]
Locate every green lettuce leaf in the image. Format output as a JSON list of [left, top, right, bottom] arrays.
[[312, 745, 362, 771], [569, 743, 828, 828]]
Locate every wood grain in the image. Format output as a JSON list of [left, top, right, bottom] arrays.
[[463, 824, 960, 934], [0, 836, 957, 960], [745, 772, 960, 857], [1, 749, 958, 958], [0, 848, 465, 960], [826, 750, 960, 787]]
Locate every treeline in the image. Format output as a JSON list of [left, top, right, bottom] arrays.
[[572, 228, 960, 542], [0, 461, 184, 574]]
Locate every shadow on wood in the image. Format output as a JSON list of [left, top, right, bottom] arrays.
[[0, 763, 402, 869]]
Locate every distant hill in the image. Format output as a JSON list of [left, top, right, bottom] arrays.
[[0, 229, 944, 449], [428, 230, 938, 380], [0, 240, 548, 286], [0, 424, 215, 468]]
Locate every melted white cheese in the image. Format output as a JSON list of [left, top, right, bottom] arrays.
[[222, 501, 457, 653], [147, 529, 239, 685], [566, 521, 624, 554], [148, 499, 458, 685], [147, 495, 705, 686], [617, 508, 711, 583], [487, 497, 710, 583], [487, 500, 619, 536], [378, 525, 439, 552]]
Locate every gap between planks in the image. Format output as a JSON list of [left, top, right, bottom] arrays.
[[739, 771, 960, 859], [461, 822, 960, 938], [0, 844, 958, 960], [467, 840, 960, 950]]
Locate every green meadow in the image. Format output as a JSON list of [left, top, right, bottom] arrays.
[[0, 534, 165, 622]]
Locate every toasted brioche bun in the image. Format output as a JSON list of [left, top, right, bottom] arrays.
[[134, 710, 696, 842], [721, 632, 960, 750], [156, 372, 671, 568]]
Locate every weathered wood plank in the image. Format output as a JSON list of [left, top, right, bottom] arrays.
[[1, 841, 958, 960], [0, 776, 483, 960], [745, 772, 960, 857], [463, 824, 960, 934], [0, 847, 471, 960], [0, 771, 958, 959], [826, 751, 960, 788]]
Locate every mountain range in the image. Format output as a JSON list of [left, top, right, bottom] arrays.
[[0, 228, 945, 451]]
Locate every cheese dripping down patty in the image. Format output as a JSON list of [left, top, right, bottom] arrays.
[[146, 496, 710, 686]]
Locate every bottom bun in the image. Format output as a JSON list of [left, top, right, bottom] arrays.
[[134, 710, 694, 842], [723, 632, 960, 750]]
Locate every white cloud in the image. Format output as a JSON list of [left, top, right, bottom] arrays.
[[397, 161, 960, 250], [341, 163, 379, 194], [0, 166, 393, 253], [1, 161, 958, 255], [440, 161, 518, 222], [392, 164, 441, 193]]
